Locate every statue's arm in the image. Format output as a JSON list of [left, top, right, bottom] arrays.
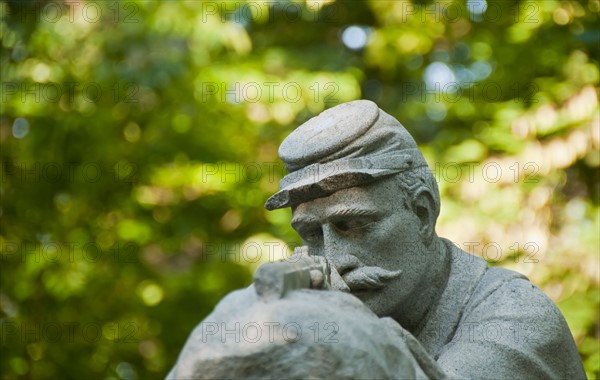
[[380, 317, 465, 380]]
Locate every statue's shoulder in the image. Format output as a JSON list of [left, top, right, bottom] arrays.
[[467, 264, 547, 315], [456, 264, 586, 378], [460, 255, 566, 329], [436, 246, 586, 378]]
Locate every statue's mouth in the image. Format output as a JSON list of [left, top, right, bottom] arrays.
[[342, 266, 403, 292]]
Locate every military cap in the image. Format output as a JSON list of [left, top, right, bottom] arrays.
[[265, 100, 430, 210]]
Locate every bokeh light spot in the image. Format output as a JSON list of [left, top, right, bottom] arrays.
[[342, 26, 369, 50], [424, 62, 456, 90], [12, 118, 30, 139], [137, 281, 164, 306], [467, 0, 487, 22]]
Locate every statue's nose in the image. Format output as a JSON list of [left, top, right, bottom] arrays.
[[322, 225, 361, 276], [330, 254, 361, 276]]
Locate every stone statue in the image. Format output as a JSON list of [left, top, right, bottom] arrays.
[[168, 100, 586, 379]]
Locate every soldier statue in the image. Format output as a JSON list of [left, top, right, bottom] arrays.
[[168, 100, 585, 379]]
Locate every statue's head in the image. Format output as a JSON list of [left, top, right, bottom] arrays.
[[265, 100, 442, 318], [169, 288, 419, 379]]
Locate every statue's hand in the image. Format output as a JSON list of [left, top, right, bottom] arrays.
[[253, 246, 331, 301], [293, 246, 351, 292]]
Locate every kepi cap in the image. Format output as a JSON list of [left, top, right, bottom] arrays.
[[265, 100, 429, 210]]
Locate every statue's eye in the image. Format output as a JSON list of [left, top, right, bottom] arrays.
[[333, 218, 374, 232]]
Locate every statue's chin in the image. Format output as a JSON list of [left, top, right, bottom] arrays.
[[353, 284, 406, 319], [351, 289, 387, 316]]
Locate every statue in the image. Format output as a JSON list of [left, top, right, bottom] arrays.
[[168, 100, 586, 379]]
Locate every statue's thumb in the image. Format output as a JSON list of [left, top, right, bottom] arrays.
[[329, 266, 351, 293]]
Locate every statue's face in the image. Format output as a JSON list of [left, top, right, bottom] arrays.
[[291, 177, 431, 317]]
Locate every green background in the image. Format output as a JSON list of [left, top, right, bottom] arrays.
[[1, 0, 598, 378]]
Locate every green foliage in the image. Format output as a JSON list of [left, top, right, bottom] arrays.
[[1, 0, 598, 378]]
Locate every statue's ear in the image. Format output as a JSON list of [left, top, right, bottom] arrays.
[[412, 189, 436, 246]]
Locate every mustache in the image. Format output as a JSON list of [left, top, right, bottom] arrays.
[[329, 255, 402, 292], [343, 266, 403, 291]]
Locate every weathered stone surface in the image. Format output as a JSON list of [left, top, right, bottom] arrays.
[[167, 288, 428, 379], [168, 100, 586, 379]]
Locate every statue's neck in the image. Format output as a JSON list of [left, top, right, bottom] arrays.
[[393, 238, 450, 335]]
